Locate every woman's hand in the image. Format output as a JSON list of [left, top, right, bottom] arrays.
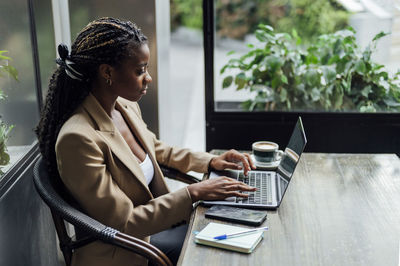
[[187, 177, 257, 202], [209, 149, 256, 176]]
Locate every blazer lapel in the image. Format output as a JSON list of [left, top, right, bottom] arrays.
[[116, 100, 170, 195], [82, 94, 152, 198], [116, 100, 154, 160]]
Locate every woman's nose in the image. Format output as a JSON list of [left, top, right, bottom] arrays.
[[145, 73, 152, 84]]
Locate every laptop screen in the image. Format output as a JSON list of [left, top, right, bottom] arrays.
[[276, 117, 307, 181]]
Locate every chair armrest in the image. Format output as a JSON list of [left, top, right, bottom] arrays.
[[114, 231, 172, 266], [159, 165, 200, 184], [33, 158, 172, 266]]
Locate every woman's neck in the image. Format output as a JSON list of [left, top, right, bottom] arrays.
[[91, 81, 118, 117]]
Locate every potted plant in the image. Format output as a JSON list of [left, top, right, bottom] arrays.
[[0, 50, 18, 174], [221, 24, 400, 112]]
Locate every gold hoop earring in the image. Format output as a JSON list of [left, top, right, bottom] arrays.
[[106, 78, 112, 86]]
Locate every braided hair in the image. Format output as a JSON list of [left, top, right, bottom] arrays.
[[35, 17, 148, 185]]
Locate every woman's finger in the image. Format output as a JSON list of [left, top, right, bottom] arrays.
[[226, 151, 251, 171], [223, 183, 243, 191], [222, 161, 242, 170], [224, 191, 251, 198], [237, 154, 251, 174], [224, 183, 256, 192], [244, 153, 256, 169], [219, 178, 256, 190]]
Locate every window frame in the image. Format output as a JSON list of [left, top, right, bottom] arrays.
[[0, 0, 43, 188]]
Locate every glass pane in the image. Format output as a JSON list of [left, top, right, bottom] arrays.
[[0, 0, 40, 176], [34, 0, 56, 97], [68, 0, 160, 136], [214, 0, 400, 113], [170, 0, 205, 150]]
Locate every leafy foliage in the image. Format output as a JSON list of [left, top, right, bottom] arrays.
[[170, 0, 203, 30], [171, 0, 349, 44], [0, 123, 14, 170], [220, 25, 400, 112], [275, 0, 348, 44], [0, 50, 17, 171]]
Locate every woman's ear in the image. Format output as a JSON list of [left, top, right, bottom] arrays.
[[98, 63, 114, 80]]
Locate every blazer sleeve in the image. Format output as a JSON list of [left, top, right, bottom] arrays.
[[132, 102, 217, 173], [56, 131, 193, 238]]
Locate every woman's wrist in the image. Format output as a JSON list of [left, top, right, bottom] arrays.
[[187, 184, 200, 203], [207, 157, 216, 173]]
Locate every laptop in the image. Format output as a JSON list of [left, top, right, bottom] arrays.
[[202, 117, 307, 209]]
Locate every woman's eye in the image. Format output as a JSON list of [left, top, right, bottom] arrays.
[[137, 67, 147, 75]]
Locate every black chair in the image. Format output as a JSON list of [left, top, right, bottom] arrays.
[[33, 156, 199, 266]]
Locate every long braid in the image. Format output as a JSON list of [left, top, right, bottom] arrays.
[[35, 17, 148, 188]]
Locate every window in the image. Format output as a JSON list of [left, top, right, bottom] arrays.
[[68, 0, 161, 137], [0, 0, 42, 178], [213, 0, 399, 113], [170, 0, 206, 150], [204, 0, 400, 154]]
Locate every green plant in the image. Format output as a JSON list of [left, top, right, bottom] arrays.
[[220, 24, 400, 112], [170, 0, 203, 31], [0, 50, 18, 173], [215, 0, 270, 40], [170, 0, 348, 43], [276, 0, 348, 44]]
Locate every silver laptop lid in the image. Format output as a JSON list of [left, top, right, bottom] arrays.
[[276, 117, 307, 201]]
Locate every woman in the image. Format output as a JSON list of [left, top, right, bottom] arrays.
[[36, 17, 255, 266]]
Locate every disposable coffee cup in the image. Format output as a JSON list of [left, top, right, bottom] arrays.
[[252, 141, 283, 163]]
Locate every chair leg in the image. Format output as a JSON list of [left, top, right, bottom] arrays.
[[51, 211, 72, 266]]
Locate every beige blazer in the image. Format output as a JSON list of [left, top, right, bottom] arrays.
[[56, 93, 215, 266]]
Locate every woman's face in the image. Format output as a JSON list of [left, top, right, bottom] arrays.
[[110, 43, 152, 102]]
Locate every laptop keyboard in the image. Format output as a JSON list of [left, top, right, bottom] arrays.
[[236, 171, 273, 205]]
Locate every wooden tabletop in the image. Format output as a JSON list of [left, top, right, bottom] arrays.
[[177, 153, 400, 266]]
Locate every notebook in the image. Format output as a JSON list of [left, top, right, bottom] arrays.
[[194, 222, 264, 253], [202, 117, 307, 209]]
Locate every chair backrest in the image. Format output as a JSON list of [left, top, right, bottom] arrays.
[[33, 156, 172, 266]]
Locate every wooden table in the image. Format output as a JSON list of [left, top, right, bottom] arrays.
[[177, 153, 400, 266]]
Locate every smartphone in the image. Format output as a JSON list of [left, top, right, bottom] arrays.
[[205, 205, 267, 226]]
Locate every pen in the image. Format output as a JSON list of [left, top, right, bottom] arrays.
[[213, 226, 269, 240]]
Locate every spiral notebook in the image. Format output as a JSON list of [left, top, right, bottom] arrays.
[[194, 222, 264, 253]]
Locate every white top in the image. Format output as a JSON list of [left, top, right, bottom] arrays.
[[139, 154, 154, 185]]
